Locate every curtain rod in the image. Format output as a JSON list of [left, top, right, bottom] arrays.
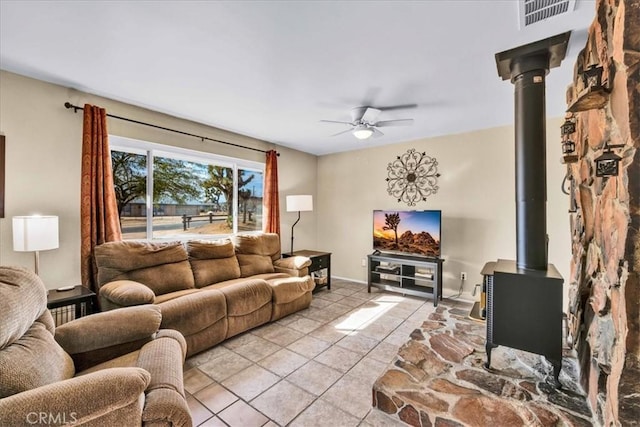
[[64, 102, 278, 156]]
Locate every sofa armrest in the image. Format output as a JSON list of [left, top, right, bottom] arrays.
[[55, 305, 162, 371], [138, 330, 191, 426], [274, 256, 311, 277], [0, 367, 150, 426], [100, 280, 156, 310]]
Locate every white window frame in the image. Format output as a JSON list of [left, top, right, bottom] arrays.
[[110, 135, 265, 241]]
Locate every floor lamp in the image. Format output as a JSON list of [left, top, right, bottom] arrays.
[[286, 195, 313, 254], [13, 215, 59, 276]]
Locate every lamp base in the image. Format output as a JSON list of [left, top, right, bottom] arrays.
[[290, 211, 301, 255], [34, 250, 41, 276]]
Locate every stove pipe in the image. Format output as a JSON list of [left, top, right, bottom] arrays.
[[495, 33, 571, 271]]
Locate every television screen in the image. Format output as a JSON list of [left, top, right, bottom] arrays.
[[373, 210, 441, 258]]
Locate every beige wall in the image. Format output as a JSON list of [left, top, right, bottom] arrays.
[[317, 118, 571, 302], [279, 149, 318, 255], [1, 70, 571, 303], [0, 70, 317, 289]]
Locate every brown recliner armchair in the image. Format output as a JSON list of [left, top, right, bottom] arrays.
[[0, 266, 192, 426]]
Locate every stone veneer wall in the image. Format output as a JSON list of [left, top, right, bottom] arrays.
[[565, 0, 639, 425]]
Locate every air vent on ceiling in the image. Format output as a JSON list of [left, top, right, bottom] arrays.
[[519, 0, 576, 28]]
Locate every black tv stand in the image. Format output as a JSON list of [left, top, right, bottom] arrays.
[[367, 253, 444, 306]]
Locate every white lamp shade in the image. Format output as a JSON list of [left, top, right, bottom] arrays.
[[286, 195, 313, 212], [13, 216, 59, 252]]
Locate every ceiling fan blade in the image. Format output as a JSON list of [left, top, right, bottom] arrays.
[[375, 119, 414, 127], [361, 107, 381, 123], [350, 107, 366, 122], [378, 103, 418, 111], [371, 128, 385, 138], [331, 128, 354, 137], [320, 120, 352, 125]]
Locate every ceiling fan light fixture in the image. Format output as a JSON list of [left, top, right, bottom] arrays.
[[353, 125, 373, 140]]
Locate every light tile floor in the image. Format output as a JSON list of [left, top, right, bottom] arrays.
[[184, 278, 469, 426]]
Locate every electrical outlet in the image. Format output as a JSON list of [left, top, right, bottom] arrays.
[[361, 258, 366, 267], [461, 272, 467, 280]]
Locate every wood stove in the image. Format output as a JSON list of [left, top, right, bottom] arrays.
[[484, 32, 571, 386], [484, 260, 564, 382]]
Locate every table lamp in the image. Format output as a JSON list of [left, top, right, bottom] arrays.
[[286, 195, 313, 254], [13, 215, 59, 275]]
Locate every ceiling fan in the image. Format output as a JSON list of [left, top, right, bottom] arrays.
[[320, 106, 414, 140]]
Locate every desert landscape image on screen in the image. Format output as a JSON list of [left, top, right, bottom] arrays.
[[373, 210, 440, 257]]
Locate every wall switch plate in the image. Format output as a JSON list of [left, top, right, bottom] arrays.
[[461, 272, 467, 280], [361, 258, 367, 267]]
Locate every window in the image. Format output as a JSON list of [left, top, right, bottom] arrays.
[[110, 136, 264, 240]]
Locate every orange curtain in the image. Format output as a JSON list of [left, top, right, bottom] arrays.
[[264, 150, 280, 235], [80, 104, 122, 291]]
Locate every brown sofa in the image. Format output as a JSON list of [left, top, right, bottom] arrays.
[[94, 233, 315, 357], [0, 266, 191, 427]]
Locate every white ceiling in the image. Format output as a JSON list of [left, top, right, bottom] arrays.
[[0, 1, 595, 156]]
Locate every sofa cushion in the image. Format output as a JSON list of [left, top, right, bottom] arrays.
[[201, 273, 288, 291], [236, 254, 275, 277], [158, 290, 227, 337], [268, 276, 316, 304], [94, 241, 195, 295], [0, 266, 75, 398], [100, 280, 156, 307], [187, 240, 241, 287], [78, 351, 141, 375], [0, 267, 73, 398], [154, 289, 202, 304], [209, 279, 272, 317], [55, 305, 162, 355], [213, 280, 273, 338], [188, 239, 235, 259], [0, 266, 48, 349], [274, 256, 312, 270], [232, 233, 281, 261], [0, 321, 75, 398], [247, 272, 291, 282]]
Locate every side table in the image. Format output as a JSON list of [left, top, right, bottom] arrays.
[[47, 286, 97, 326], [283, 250, 331, 291]]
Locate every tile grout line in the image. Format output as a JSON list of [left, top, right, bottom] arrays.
[[187, 281, 439, 427]]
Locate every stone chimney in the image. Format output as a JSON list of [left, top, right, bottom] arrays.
[[564, 0, 639, 424]]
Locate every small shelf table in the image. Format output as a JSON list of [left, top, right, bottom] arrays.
[[283, 250, 331, 291], [47, 286, 97, 325]]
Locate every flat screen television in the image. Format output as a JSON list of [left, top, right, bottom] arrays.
[[373, 210, 441, 258]]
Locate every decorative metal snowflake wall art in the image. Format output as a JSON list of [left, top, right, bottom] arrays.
[[386, 148, 440, 206]]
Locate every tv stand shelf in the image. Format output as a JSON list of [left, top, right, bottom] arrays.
[[368, 253, 444, 306]]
